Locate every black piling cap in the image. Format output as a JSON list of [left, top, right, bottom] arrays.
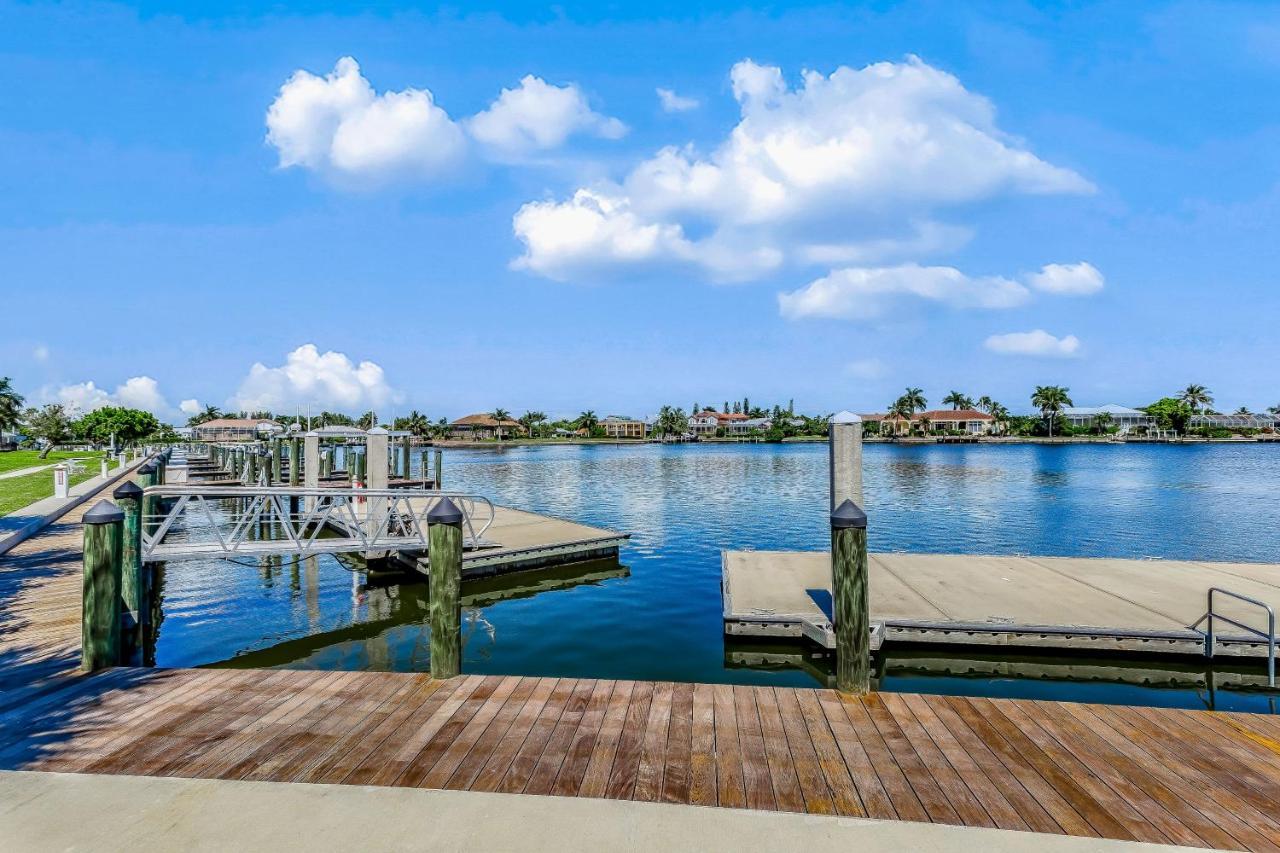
[[83, 499, 124, 525], [831, 499, 868, 530], [138, 462, 158, 475], [112, 481, 143, 501], [426, 496, 464, 526]]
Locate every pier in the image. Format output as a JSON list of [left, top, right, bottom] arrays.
[[3, 451, 1280, 850], [723, 550, 1280, 659]]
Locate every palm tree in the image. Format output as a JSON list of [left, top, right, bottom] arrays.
[[490, 408, 512, 441], [576, 410, 599, 435], [886, 397, 913, 436], [988, 402, 1010, 435], [1179, 384, 1213, 413], [655, 405, 687, 438], [1235, 406, 1250, 415], [900, 387, 927, 414], [519, 410, 547, 438], [1092, 411, 1114, 436], [1031, 385, 1073, 437], [942, 390, 974, 410], [403, 410, 430, 437], [976, 395, 994, 413], [0, 377, 25, 433]]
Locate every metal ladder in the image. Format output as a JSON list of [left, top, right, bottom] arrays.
[[1190, 587, 1276, 687]]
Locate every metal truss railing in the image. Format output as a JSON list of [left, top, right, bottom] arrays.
[[139, 485, 494, 562]]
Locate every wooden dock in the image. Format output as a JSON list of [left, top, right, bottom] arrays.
[[5, 667, 1280, 850], [723, 550, 1280, 657], [6, 473, 1280, 850]]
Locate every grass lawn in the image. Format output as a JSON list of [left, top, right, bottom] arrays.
[[0, 449, 105, 474], [0, 456, 109, 516]]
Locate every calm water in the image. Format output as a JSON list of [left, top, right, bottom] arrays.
[[154, 443, 1280, 711]]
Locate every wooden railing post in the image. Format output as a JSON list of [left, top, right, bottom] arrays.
[[428, 497, 464, 679], [831, 498, 870, 695], [82, 500, 124, 671], [112, 481, 145, 665]]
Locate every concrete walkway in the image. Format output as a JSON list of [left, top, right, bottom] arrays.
[[0, 457, 144, 555], [0, 771, 1194, 853], [0, 462, 59, 481]]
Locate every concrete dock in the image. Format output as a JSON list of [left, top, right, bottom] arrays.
[[723, 551, 1280, 657]]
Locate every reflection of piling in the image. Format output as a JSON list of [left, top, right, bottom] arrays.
[[428, 497, 464, 678], [831, 499, 870, 695], [81, 501, 124, 671]]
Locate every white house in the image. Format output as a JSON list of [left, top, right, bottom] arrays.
[[1062, 405, 1152, 431]]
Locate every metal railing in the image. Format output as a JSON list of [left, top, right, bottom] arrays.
[[139, 484, 495, 561], [1191, 587, 1276, 687]]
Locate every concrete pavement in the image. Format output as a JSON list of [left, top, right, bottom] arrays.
[[0, 771, 1199, 853]]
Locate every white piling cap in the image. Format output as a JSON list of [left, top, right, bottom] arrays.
[[367, 426, 389, 435], [829, 411, 862, 424]]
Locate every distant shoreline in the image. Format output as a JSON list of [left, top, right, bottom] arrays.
[[431, 435, 1278, 449]]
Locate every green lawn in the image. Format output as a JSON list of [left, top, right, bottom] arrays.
[[0, 449, 105, 474], [0, 456, 110, 516]]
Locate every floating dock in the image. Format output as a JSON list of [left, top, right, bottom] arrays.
[[723, 551, 1280, 658]]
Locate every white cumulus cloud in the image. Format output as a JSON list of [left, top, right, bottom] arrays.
[[984, 329, 1081, 358], [266, 59, 625, 182], [514, 56, 1093, 282], [778, 264, 1030, 321], [179, 399, 203, 416], [266, 57, 467, 183], [229, 344, 400, 414], [45, 376, 175, 419], [1026, 261, 1105, 296], [656, 87, 700, 113], [468, 75, 626, 158]]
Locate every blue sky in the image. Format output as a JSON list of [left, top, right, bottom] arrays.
[[3, 0, 1279, 422]]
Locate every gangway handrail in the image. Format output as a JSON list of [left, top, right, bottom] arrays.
[[138, 484, 496, 561], [1190, 587, 1276, 687]]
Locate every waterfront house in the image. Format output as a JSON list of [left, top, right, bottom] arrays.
[[687, 410, 752, 436], [600, 416, 646, 439], [726, 417, 773, 435], [449, 414, 525, 440], [190, 418, 283, 442], [1062, 405, 1152, 432], [861, 410, 994, 435]]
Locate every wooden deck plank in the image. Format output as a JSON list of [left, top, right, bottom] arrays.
[[1033, 700, 1241, 850], [576, 680, 633, 799], [497, 677, 575, 794], [632, 681, 674, 802], [752, 686, 805, 813], [393, 675, 502, 788], [710, 683, 747, 809], [945, 696, 1111, 839], [523, 678, 597, 795], [862, 693, 962, 825], [980, 697, 1167, 844], [411, 675, 522, 790], [772, 686, 835, 815], [344, 675, 475, 787], [794, 689, 866, 818], [733, 684, 776, 811], [687, 682, 717, 807], [836, 693, 928, 823], [469, 677, 558, 794], [891, 693, 1028, 832], [603, 680, 653, 800], [444, 676, 537, 791], [815, 688, 896, 820], [877, 692, 993, 828], [551, 679, 615, 797], [659, 681, 694, 805]]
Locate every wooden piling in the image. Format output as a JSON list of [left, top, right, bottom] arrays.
[[434, 449, 443, 489], [137, 462, 158, 534], [271, 439, 283, 483], [831, 499, 870, 694], [427, 497, 464, 679], [289, 437, 301, 487], [81, 500, 124, 671], [400, 435, 411, 479], [112, 481, 145, 665]]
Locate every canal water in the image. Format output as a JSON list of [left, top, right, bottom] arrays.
[[154, 442, 1280, 712]]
